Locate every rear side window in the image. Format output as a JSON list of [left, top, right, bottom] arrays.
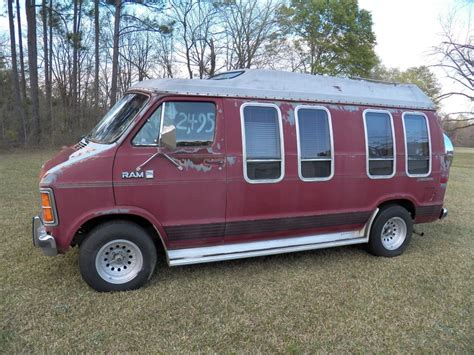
[[295, 106, 333, 181], [241, 103, 284, 183], [363, 110, 396, 178], [403, 113, 431, 176]]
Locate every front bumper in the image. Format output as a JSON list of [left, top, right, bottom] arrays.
[[439, 208, 448, 220], [32, 216, 58, 256]]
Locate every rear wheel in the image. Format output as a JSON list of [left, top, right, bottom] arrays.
[[368, 205, 413, 257], [79, 221, 157, 292]]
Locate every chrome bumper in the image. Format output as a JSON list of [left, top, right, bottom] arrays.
[[439, 208, 448, 220], [32, 216, 57, 256]]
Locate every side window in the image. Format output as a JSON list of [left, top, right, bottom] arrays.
[[241, 103, 284, 183], [164, 102, 215, 146], [363, 110, 396, 178], [132, 101, 216, 146], [295, 106, 333, 181], [133, 105, 162, 146], [403, 113, 431, 176]]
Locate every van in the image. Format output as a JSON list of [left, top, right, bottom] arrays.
[[33, 69, 453, 292]]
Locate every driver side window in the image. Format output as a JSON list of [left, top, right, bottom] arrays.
[[132, 106, 162, 146]]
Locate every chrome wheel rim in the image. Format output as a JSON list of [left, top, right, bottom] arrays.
[[95, 239, 143, 284], [381, 217, 407, 250]]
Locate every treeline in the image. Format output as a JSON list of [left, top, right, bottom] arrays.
[[1, 0, 472, 148]]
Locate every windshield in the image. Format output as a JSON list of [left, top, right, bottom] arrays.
[[88, 93, 148, 144]]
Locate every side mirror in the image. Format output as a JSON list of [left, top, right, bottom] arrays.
[[159, 122, 177, 150]]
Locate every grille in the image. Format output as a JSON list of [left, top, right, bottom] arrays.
[[73, 138, 89, 150]]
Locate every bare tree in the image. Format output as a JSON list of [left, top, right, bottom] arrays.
[[42, 0, 52, 128], [26, 0, 41, 143], [432, 3, 473, 130], [110, 0, 121, 106], [220, 0, 280, 70], [170, 0, 221, 78], [94, 0, 100, 107], [16, 0, 27, 101], [7, 0, 27, 144]]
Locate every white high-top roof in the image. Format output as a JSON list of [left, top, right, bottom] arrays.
[[130, 69, 435, 110]]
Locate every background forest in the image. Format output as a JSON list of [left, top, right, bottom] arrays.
[[0, 0, 472, 148]]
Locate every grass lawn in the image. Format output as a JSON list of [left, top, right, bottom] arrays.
[[1, 148, 473, 352]]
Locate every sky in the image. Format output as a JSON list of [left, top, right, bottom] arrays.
[[358, 0, 473, 114], [1, 0, 472, 115]]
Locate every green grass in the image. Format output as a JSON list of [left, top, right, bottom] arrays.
[[1, 148, 473, 352]]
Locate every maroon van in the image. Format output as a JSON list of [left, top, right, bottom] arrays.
[[32, 69, 453, 292]]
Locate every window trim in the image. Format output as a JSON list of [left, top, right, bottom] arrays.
[[240, 102, 285, 184], [295, 105, 334, 182], [402, 111, 432, 178], [363, 109, 397, 179]]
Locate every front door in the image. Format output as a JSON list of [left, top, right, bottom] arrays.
[[113, 96, 226, 249]]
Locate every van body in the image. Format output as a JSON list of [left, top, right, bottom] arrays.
[[33, 69, 453, 291]]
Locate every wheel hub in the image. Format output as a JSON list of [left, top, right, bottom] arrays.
[[95, 239, 144, 284], [381, 217, 407, 250]]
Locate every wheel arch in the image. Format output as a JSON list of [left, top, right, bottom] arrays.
[[376, 198, 417, 219], [71, 209, 168, 260]]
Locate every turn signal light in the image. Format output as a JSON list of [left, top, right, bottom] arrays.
[[41, 191, 56, 224]]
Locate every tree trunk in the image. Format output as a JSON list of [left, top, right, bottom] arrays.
[[16, 0, 27, 102], [71, 0, 78, 131], [94, 0, 100, 108], [42, 0, 52, 132], [7, 0, 28, 145], [110, 0, 121, 106], [49, 0, 53, 141], [25, 0, 41, 144]]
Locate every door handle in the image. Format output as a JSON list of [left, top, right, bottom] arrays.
[[204, 158, 225, 166]]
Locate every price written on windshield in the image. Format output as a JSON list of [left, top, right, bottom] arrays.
[[176, 112, 215, 135]]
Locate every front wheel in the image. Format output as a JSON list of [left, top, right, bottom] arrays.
[[79, 221, 157, 292], [367, 205, 413, 257]]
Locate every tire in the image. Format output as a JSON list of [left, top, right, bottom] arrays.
[[79, 221, 157, 292], [367, 205, 413, 257]]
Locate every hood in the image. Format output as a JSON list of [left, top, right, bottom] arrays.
[[40, 139, 117, 187]]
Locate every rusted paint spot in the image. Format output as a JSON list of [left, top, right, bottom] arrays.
[[226, 156, 237, 166]]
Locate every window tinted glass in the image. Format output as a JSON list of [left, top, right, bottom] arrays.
[[298, 109, 331, 159], [365, 112, 394, 158], [404, 114, 430, 175], [132, 106, 162, 145], [163, 102, 215, 146], [88, 93, 147, 144], [244, 106, 281, 159], [243, 105, 283, 182]]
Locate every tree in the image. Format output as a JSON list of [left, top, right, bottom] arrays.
[[279, 0, 378, 77], [431, 2, 473, 131], [110, 0, 121, 106], [94, 0, 99, 107], [16, 0, 27, 101], [42, 0, 52, 129], [220, 0, 280, 70], [7, 0, 27, 144], [26, 0, 41, 143]]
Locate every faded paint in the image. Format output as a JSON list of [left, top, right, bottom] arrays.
[[181, 159, 212, 172], [226, 156, 237, 166]]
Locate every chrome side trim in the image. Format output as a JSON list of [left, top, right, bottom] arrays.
[[167, 215, 376, 266]]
